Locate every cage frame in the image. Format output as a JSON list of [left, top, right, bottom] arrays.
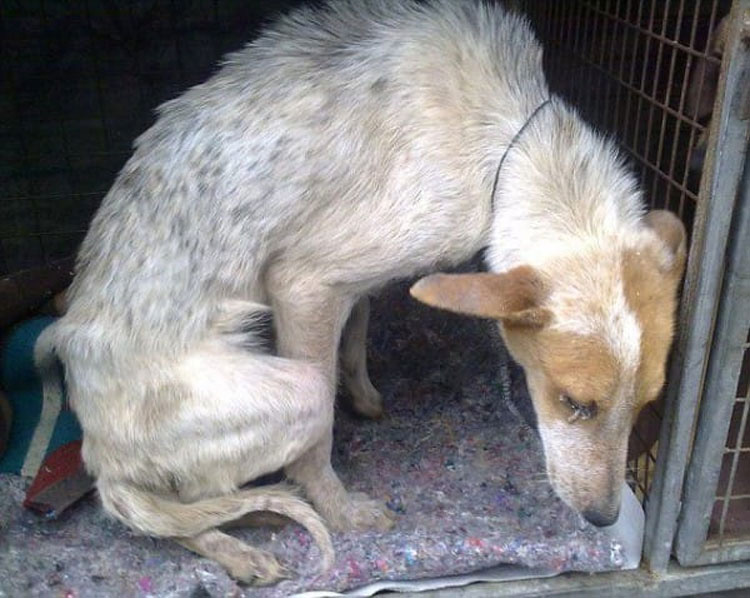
[[642, 0, 750, 571], [399, 561, 750, 597], [672, 99, 750, 565]]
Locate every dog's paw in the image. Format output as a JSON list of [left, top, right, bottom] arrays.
[[327, 492, 395, 532], [343, 374, 384, 419], [228, 548, 290, 586], [350, 387, 384, 419]]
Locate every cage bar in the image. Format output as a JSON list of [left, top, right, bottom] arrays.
[[674, 117, 750, 565]]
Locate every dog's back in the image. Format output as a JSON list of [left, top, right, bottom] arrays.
[[63, 0, 546, 349]]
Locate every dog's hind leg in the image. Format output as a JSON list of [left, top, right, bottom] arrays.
[[340, 296, 384, 419], [177, 530, 288, 585], [269, 282, 394, 532]]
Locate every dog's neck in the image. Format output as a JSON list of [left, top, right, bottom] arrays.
[[484, 99, 646, 275]]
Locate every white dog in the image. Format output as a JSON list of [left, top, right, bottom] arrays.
[[36, 0, 686, 584]]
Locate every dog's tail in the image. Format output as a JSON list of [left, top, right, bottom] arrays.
[[24, 324, 67, 476], [34, 324, 60, 385], [98, 479, 335, 571]]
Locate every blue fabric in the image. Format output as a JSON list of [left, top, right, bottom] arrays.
[[0, 317, 82, 474]]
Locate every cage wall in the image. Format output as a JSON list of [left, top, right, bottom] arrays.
[[0, 0, 302, 278]]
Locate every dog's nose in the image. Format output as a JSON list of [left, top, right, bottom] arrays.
[[582, 507, 619, 527]]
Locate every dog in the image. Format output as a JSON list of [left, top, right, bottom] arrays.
[[35, 0, 686, 584]]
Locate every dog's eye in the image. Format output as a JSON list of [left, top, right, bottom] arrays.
[[559, 394, 597, 423]]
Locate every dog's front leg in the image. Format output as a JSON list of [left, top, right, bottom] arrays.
[[340, 296, 384, 419], [270, 283, 394, 532]]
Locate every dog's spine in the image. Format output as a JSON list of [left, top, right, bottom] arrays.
[[97, 480, 335, 571]]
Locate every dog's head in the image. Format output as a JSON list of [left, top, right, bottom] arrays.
[[411, 210, 686, 526]]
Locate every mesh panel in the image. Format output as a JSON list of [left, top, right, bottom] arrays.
[[709, 331, 750, 544]]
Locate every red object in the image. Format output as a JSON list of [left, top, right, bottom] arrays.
[[23, 440, 95, 518]]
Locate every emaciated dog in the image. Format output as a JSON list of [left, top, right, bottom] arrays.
[[36, 0, 686, 584]]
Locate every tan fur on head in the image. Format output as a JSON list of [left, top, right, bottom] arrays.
[[643, 209, 687, 276], [625, 211, 686, 412]]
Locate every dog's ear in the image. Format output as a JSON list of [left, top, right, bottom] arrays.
[[644, 210, 687, 277], [410, 265, 550, 327]]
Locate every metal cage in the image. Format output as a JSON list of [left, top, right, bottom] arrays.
[[2, 0, 750, 595]]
